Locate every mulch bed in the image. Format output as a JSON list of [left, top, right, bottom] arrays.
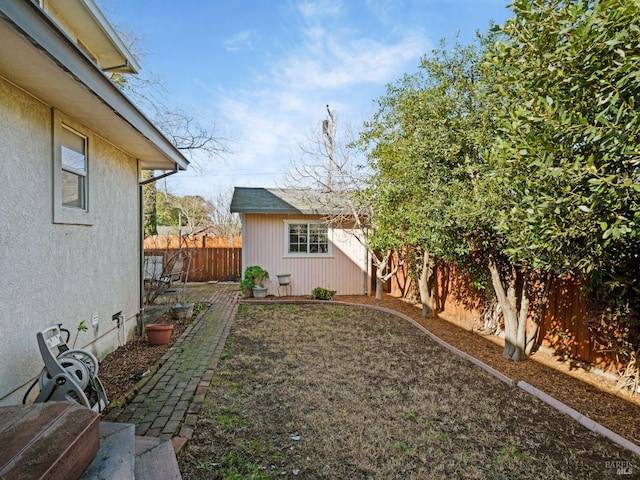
[[99, 310, 195, 404]]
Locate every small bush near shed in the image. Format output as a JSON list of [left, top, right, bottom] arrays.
[[310, 287, 336, 300]]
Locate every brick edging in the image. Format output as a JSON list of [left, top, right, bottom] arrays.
[[518, 381, 640, 457]]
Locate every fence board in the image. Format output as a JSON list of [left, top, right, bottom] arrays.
[[144, 235, 241, 249], [389, 258, 622, 373], [144, 247, 241, 282]]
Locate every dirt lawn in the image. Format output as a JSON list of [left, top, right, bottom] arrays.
[[177, 303, 639, 479]]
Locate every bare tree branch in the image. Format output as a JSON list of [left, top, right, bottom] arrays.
[[285, 107, 400, 299]]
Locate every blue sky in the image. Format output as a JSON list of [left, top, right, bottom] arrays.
[[99, 0, 512, 200]]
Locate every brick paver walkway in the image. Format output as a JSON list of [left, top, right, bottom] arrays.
[[104, 283, 239, 445]]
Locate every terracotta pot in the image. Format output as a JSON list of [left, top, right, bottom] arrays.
[[145, 323, 174, 345]]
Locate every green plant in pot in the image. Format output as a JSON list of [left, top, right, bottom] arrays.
[[240, 265, 269, 297]]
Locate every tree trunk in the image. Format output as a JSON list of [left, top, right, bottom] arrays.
[[375, 277, 383, 300], [488, 255, 530, 362], [512, 274, 530, 362], [524, 273, 550, 356], [372, 249, 403, 301], [417, 250, 436, 318]]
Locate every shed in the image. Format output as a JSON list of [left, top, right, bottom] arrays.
[[230, 187, 370, 297]]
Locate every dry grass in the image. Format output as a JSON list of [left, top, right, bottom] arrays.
[[178, 303, 639, 479]]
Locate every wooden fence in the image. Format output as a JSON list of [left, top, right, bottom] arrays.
[[144, 236, 242, 282], [144, 235, 241, 249], [389, 259, 623, 373]]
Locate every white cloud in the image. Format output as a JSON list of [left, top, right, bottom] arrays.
[[279, 31, 428, 90], [297, 0, 344, 19], [274, 0, 430, 91], [204, 1, 432, 189], [224, 30, 256, 52]]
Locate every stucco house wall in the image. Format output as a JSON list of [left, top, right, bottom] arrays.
[[0, 0, 189, 406], [0, 77, 140, 404]]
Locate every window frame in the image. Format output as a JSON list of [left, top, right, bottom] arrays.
[[52, 109, 94, 225], [283, 220, 332, 258]]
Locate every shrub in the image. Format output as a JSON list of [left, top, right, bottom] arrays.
[[240, 266, 270, 291], [311, 287, 336, 300]]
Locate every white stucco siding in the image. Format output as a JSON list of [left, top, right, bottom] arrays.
[[0, 76, 139, 404], [242, 213, 369, 297]]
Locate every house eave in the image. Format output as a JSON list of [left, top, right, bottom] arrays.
[[0, 0, 188, 171], [47, 0, 141, 74]]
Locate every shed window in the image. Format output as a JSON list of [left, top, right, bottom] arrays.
[[285, 221, 330, 256]]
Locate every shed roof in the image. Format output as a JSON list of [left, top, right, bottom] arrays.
[[230, 187, 344, 215]]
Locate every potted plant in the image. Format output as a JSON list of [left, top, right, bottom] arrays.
[[170, 295, 194, 320], [145, 323, 174, 345], [240, 265, 269, 297], [252, 284, 268, 298]]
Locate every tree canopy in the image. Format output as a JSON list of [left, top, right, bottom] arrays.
[[488, 0, 640, 321], [358, 0, 640, 361]]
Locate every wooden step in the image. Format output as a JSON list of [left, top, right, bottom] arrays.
[[135, 436, 181, 480], [0, 401, 100, 480], [81, 422, 182, 479], [80, 422, 135, 479]]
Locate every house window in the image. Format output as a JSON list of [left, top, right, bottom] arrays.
[[285, 221, 331, 256], [53, 109, 94, 225], [61, 125, 87, 209]]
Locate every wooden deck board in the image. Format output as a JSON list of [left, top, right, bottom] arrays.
[[0, 402, 99, 480]]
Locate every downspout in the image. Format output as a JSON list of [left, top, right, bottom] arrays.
[[362, 226, 369, 295], [138, 178, 144, 335], [139, 166, 180, 185], [137, 165, 180, 334], [240, 213, 246, 276]]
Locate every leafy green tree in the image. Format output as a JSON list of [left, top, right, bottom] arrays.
[[360, 0, 640, 364], [141, 170, 158, 236], [487, 0, 640, 357], [155, 190, 179, 228], [359, 38, 497, 316]]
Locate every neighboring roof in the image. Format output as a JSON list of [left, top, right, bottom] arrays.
[[47, 0, 140, 73], [230, 187, 345, 215], [0, 0, 188, 171]]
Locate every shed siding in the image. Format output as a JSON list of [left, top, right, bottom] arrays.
[[242, 213, 369, 296]]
